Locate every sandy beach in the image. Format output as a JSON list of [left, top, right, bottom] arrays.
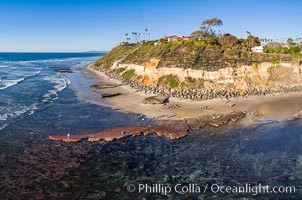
[[81, 64, 302, 125]]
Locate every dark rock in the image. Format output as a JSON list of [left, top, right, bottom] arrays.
[[142, 95, 169, 105], [186, 118, 208, 130], [54, 67, 73, 73], [99, 93, 121, 98], [90, 84, 121, 89]]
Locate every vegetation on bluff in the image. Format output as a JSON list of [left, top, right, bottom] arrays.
[[95, 17, 302, 89], [122, 69, 136, 80], [158, 75, 180, 88], [96, 39, 299, 73], [95, 45, 138, 69]]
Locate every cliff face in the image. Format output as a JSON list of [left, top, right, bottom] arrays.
[[96, 44, 302, 90], [113, 61, 301, 90]]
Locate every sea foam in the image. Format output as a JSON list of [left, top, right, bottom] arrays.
[[0, 78, 25, 90], [42, 75, 70, 103]]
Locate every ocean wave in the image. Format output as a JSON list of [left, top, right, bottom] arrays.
[[0, 66, 17, 73], [42, 75, 70, 103], [0, 78, 25, 90], [0, 69, 42, 90], [0, 103, 38, 130], [0, 124, 8, 130], [2, 56, 101, 66], [0, 104, 36, 121], [10, 68, 42, 77]]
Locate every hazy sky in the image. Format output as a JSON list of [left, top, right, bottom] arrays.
[[0, 0, 301, 52]]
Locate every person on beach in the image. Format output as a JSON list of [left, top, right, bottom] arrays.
[[121, 131, 126, 137]]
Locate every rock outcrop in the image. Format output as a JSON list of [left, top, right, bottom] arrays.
[[48, 111, 246, 143], [49, 125, 188, 143], [142, 95, 169, 104], [99, 93, 121, 98], [90, 84, 121, 89], [54, 67, 73, 73]]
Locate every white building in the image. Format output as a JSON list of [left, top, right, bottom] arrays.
[[251, 46, 265, 53], [164, 35, 193, 42]]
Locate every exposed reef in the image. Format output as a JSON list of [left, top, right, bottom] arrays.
[[48, 111, 246, 143]]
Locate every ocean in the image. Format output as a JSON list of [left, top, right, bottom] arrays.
[[0, 52, 104, 130]]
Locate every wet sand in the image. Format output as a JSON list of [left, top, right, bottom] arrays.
[[82, 64, 302, 125]]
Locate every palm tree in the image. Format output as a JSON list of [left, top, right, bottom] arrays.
[[125, 33, 128, 42], [145, 28, 148, 41], [131, 32, 140, 43], [138, 33, 141, 42], [134, 32, 138, 43], [246, 31, 251, 50], [132, 32, 137, 43]]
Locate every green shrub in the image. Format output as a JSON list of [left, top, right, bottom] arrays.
[[185, 45, 194, 54], [225, 49, 241, 56], [195, 46, 205, 53], [169, 44, 179, 53], [240, 51, 249, 59], [115, 67, 126, 73], [282, 47, 290, 54], [185, 76, 196, 83], [136, 75, 143, 80], [271, 60, 280, 65], [158, 75, 179, 88], [169, 79, 179, 88], [202, 37, 218, 45], [183, 77, 204, 88], [184, 40, 194, 46], [160, 44, 171, 56], [193, 41, 205, 47], [289, 46, 301, 54], [148, 46, 162, 57], [122, 69, 136, 80]]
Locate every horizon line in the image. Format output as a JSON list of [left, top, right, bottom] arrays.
[[0, 51, 108, 53]]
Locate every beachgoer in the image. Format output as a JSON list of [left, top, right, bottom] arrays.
[[121, 131, 126, 137]]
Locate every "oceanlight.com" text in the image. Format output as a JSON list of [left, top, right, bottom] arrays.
[[126, 183, 296, 196]]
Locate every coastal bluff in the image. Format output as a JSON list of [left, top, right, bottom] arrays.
[[94, 43, 302, 100], [115, 61, 301, 90]]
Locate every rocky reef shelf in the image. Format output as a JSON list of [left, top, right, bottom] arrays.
[[49, 111, 246, 143]]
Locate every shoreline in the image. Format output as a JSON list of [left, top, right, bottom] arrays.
[[81, 63, 302, 126]]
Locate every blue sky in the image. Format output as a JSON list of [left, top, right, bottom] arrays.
[[0, 0, 301, 52]]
